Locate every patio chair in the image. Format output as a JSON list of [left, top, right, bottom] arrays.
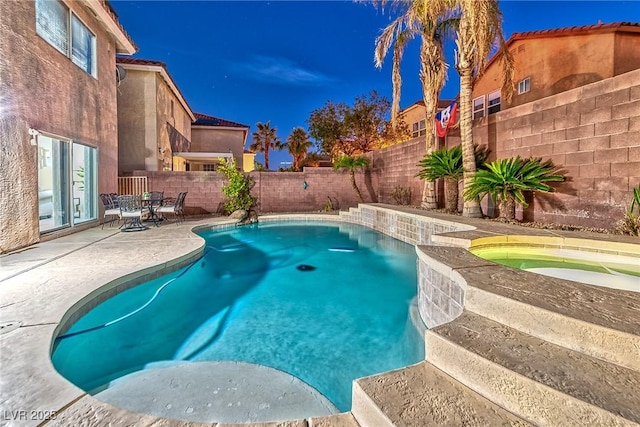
[[117, 195, 149, 232], [156, 191, 187, 225], [99, 193, 120, 229]]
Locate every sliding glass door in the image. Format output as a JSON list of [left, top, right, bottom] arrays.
[[38, 135, 97, 232], [72, 143, 97, 223]]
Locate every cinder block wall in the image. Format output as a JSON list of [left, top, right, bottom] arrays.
[[141, 167, 378, 214], [367, 137, 425, 206], [370, 69, 639, 229], [473, 68, 640, 228]]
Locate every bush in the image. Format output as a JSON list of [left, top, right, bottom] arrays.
[[217, 158, 257, 214], [616, 186, 640, 236], [390, 186, 412, 205]]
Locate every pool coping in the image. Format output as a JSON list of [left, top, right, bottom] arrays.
[[0, 207, 638, 426]]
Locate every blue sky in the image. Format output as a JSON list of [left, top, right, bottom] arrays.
[[112, 0, 639, 169]]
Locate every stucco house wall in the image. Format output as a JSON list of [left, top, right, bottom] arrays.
[[473, 23, 640, 111], [116, 58, 194, 174], [0, 0, 135, 253], [191, 127, 246, 169]]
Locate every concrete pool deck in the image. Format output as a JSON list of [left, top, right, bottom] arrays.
[[1, 206, 639, 426]]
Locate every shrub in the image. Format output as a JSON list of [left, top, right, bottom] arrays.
[[391, 186, 412, 205], [616, 186, 640, 236], [463, 156, 565, 221], [217, 158, 257, 214], [416, 144, 489, 212]]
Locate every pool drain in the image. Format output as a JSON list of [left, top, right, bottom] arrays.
[[297, 264, 316, 271], [0, 320, 22, 335]]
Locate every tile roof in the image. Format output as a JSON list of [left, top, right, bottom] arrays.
[[193, 113, 249, 129], [508, 21, 640, 42], [102, 1, 137, 51], [116, 57, 166, 68]]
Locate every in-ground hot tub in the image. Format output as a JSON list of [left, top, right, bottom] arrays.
[[470, 236, 640, 293]]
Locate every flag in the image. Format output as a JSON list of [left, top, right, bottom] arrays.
[[435, 101, 458, 137]]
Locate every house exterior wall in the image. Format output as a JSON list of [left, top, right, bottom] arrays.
[[117, 68, 192, 173], [191, 127, 246, 167], [474, 33, 622, 111], [614, 33, 640, 75], [156, 75, 191, 171], [1, 0, 124, 253], [117, 70, 156, 173]]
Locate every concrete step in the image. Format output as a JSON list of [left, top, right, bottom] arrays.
[[309, 412, 361, 427], [427, 310, 640, 426], [419, 245, 640, 372], [351, 362, 531, 427]]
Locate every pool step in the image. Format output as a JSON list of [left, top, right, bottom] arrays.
[[463, 269, 640, 373], [418, 245, 640, 372], [427, 310, 640, 426], [351, 362, 531, 427]]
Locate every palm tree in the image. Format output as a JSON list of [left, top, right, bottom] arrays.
[[285, 127, 313, 172], [454, 0, 514, 217], [374, 0, 452, 210], [333, 155, 371, 202], [249, 121, 283, 170], [463, 156, 565, 221]]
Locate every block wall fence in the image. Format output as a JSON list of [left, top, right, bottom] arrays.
[[137, 167, 379, 215], [137, 69, 639, 229]]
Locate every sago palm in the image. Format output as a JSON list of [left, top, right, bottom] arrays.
[[463, 156, 565, 221], [333, 155, 371, 202], [286, 127, 312, 171], [249, 121, 283, 170], [417, 144, 489, 212], [454, 0, 514, 218]]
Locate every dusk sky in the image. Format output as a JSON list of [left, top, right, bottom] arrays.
[[112, 0, 640, 169]]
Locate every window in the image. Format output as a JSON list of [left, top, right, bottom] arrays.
[[488, 90, 501, 115], [202, 164, 216, 172], [36, 0, 68, 55], [71, 15, 96, 75], [412, 119, 426, 138], [473, 96, 485, 120], [36, 0, 96, 76], [38, 134, 97, 233], [518, 77, 531, 94]]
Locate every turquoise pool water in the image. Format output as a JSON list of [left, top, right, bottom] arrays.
[[52, 221, 423, 411]]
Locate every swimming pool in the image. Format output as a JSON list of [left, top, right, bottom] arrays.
[[52, 221, 424, 417]]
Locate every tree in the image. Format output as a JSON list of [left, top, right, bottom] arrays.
[[249, 121, 283, 170], [285, 127, 313, 171], [333, 155, 371, 202], [374, 0, 453, 210], [454, 0, 514, 217], [307, 91, 401, 157], [463, 156, 565, 221]]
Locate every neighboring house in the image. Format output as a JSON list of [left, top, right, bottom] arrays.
[[187, 113, 250, 172], [243, 149, 256, 172], [0, 0, 136, 253], [400, 100, 455, 139], [472, 22, 640, 119], [115, 57, 195, 174]]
